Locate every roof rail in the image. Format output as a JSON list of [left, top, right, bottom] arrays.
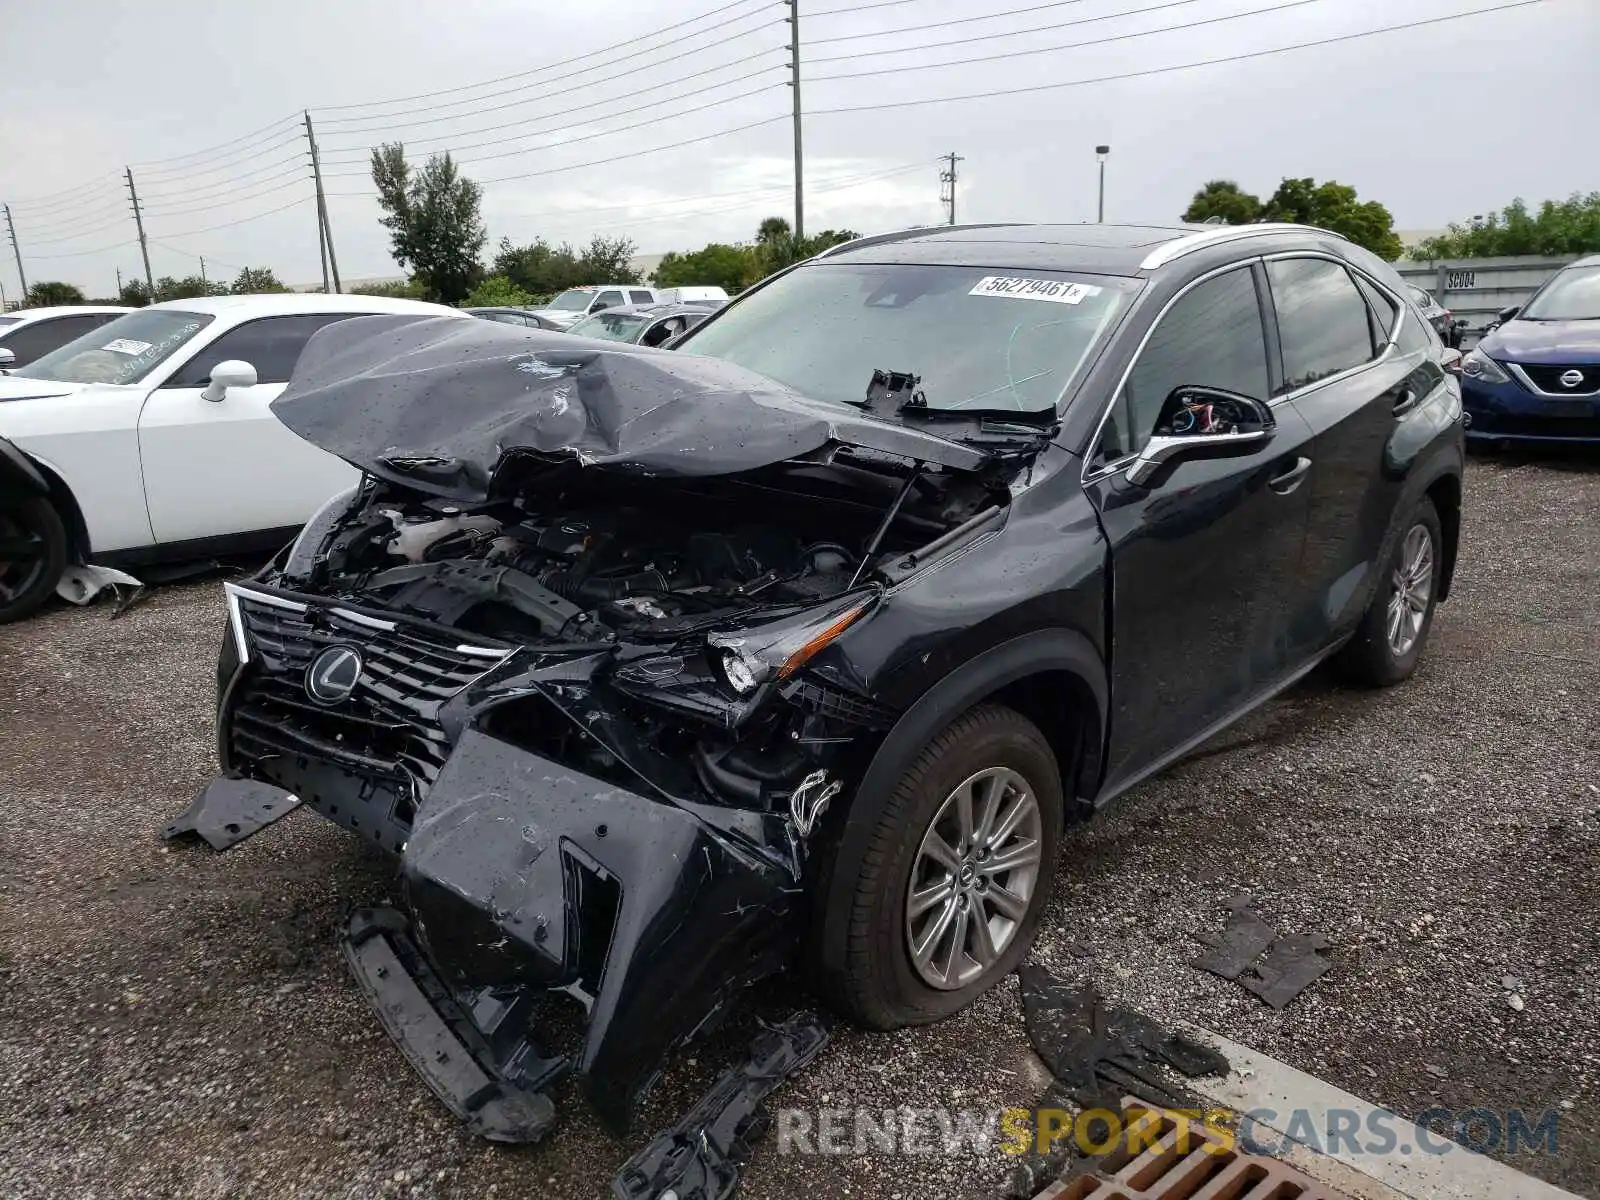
[[1139, 223, 1348, 271], [811, 223, 1022, 260]]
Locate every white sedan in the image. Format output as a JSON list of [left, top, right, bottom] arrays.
[[0, 292, 463, 622], [0, 305, 132, 369]]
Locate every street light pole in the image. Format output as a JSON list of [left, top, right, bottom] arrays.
[[1095, 145, 1110, 223]]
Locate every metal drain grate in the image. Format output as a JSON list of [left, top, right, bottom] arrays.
[[1034, 1105, 1353, 1200]]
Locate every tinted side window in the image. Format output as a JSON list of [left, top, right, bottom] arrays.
[[1101, 267, 1269, 460], [484, 312, 527, 326], [1268, 259, 1378, 394], [0, 315, 106, 366], [629, 290, 654, 305], [594, 290, 624, 310], [166, 314, 361, 387], [1352, 274, 1399, 348]]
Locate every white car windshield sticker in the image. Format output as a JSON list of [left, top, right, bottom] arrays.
[[101, 338, 153, 355], [968, 276, 1101, 304]]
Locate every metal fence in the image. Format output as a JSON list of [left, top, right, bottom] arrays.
[[1390, 254, 1582, 344]]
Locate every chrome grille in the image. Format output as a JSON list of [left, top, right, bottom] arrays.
[[225, 584, 510, 793]]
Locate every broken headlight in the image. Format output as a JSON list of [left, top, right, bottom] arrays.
[[708, 596, 872, 696]]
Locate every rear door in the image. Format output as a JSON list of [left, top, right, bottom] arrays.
[[1265, 255, 1420, 659], [137, 313, 363, 544], [1085, 262, 1317, 789]]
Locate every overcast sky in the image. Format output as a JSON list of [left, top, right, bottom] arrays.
[[1, 0, 1593, 297]]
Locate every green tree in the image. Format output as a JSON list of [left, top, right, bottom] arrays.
[[1178, 177, 1403, 260], [575, 235, 641, 284], [118, 279, 152, 307], [1409, 192, 1600, 260], [349, 277, 429, 299], [654, 243, 764, 292], [371, 143, 487, 304], [1182, 180, 1263, 226], [153, 275, 228, 302], [230, 266, 290, 294], [752, 216, 859, 274], [462, 275, 533, 308], [25, 281, 86, 306], [494, 236, 581, 296], [1262, 178, 1403, 261]]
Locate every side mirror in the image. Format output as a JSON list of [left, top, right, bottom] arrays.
[[201, 359, 258, 403], [1497, 305, 1520, 324], [1125, 386, 1275, 486], [1440, 347, 1463, 375], [0, 347, 14, 370]]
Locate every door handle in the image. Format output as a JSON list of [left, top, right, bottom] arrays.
[[1268, 456, 1312, 494]]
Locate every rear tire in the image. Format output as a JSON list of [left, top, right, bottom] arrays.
[[824, 703, 1063, 1030], [0, 495, 67, 625], [1335, 497, 1442, 686]]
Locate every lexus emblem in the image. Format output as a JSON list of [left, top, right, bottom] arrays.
[[305, 645, 363, 704], [1559, 369, 1585, 388]]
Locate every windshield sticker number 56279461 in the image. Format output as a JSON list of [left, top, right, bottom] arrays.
[[969, 276, 1102, 305]]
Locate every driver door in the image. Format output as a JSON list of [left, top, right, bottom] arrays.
[[1084, 262, 1317, 791], [137, 314, 363, 545]]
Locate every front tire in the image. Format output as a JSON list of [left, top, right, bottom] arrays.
[[1335, 496, 1443, 686], [825, 704, 1063, 1030], [0, 495, 67, 625]]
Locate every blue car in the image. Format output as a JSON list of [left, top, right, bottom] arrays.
[[1459, 253, 1600, 445]]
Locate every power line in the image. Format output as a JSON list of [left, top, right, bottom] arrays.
[[129, 113, 301, 171], [807, 0, 921, 16], [809, 0, 1327, 77], [140, 162, 311, 211], [476, 115, 786, 186], [324, 80, 786, 177], [145, 195, 314, 239], [314, 0, 775, 116], [812, 0, 1211, 59], [135, 135, 307, 188], [806, 0, 1094, 43], [140, 175, 310, 220], [5, 173, 125, 213], [11, 200, 133, 242], [807, 0, 1550, 110]]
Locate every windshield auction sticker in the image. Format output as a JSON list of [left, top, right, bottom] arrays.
[[968, 276, 1102, 304], [101, 338, 153, 356]]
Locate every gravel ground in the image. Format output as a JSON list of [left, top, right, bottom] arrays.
[[1, 452, 1595, 1200]]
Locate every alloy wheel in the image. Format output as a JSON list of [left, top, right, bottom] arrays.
[[904, 766, 1042, 990], [1385, 523, 1435, 658]]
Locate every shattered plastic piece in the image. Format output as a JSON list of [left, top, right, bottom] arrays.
[[343, 908, 559, 1144], [1190, 895, 1277, 981], [55, 563, 142, 606], [1017, 964, 1228, 1113], [1238, 932, 1333, 1009], [610, 1012, 829, 1200], [161, 777, 302, 850]]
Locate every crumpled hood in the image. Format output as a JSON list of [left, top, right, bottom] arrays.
[[1482, 318, 1600, 364], [270, 314, 991, 498]]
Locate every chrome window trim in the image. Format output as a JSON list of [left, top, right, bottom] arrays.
[[1259, 251, 1405, 405], [1507, 363, 1600, 398], [1079, 258, 1266, 486], [1138, 223, 1347, 271]]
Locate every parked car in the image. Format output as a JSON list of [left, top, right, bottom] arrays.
[[183, 222, 1463, 1149], [0, 292, 462, 622], [1406, 285, 1463, 348], [463, 306, 565, 331], [526, 284, 658, 329], [566, 301, 714, 346], [0, 305, 131, 369], [654, 285, 730, 306], [1457, 253, 1600, 445]]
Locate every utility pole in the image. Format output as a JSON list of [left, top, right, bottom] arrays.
[[1095, 145, 1111, 223], [200, 256, 207, 287], [305, 111, 342, 293], [939, 153, 964, 226], [126, 168, 154, 295], [4, 204, 28, 300], [784, 0, 804, 240], [116, 267, 123, 296]]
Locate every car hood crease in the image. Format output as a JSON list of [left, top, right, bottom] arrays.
[[269, 314, 991, 499]]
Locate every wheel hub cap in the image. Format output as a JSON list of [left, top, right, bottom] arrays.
[[1385, 522, 1435, 657], [904, 766, 1043, 991]]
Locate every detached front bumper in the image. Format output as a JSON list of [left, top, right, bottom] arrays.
[[1460, 374, 1600, 443]]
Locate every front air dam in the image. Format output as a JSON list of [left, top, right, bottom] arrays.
[[345, 728, 805, 1139]]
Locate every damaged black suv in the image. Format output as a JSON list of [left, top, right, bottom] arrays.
[[183, 223, 1464, 1149]]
